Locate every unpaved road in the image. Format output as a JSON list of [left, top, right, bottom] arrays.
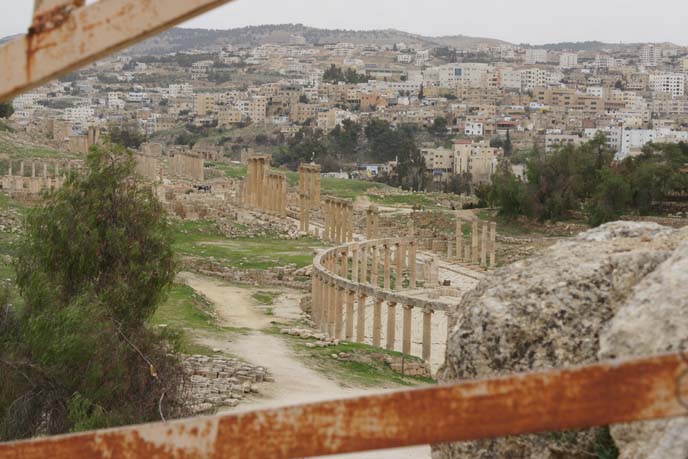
[[181, 272, 431, 459]]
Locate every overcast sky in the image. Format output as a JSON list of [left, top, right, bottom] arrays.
[[2, 0, 687, 45]]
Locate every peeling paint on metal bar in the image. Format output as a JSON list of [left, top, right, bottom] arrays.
[[1, 352, 686, 459], [0, 0, 237, 102]]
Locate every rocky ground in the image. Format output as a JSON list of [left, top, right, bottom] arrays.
[[435, 221, 688, 459]]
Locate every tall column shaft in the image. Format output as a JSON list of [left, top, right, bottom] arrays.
[[383, 245, 391, 290], [402, 305, 413, 355], [359, 246, 368, 284], [456, 220, 463, 260], [373, 298, 382, 347], [386, 302, 397, 351], [351, 248, 359, 283], [481, 222, 488, 267], [471, 220, 479, 263], [409, 243, 417, 288], [490, 221, 497, 267], [345, 290, 355, 340], [422, 309, 433, 361], [371, 246, 379, 287], [356, 294, 366, 343]]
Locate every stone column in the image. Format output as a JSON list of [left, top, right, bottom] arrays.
[[373, 298, 383, 347], [447, 238, 453, 258], [54, 161, 59, 177], [345, 290, 355, 340], [329, 283, 337, 337], [386, 302, 397, 351], [359, 245, 368, 284], [490, 221, 497, 267], [31, 162, 36, 178], [402, 305, 413, 355], [456, 220, 463, 261], [356, 293, 366, 343], [383, 244, 391, 290], [321, 279, 330, 333], [422, 308, 433, 361], [311, 275, 319, 324], [7, 161, 11, 177], [471, 220, 479, 263], [371, 246, 379, 287], [408, 242, 417, 288], [341, 249, 349, 279], [481, 222, 488, 267], [351, 248, 359, 283], [336, 287, 346, 339], [395, 242, 404, 290]]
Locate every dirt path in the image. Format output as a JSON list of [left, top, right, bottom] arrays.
[[181, 272, 431, 459]]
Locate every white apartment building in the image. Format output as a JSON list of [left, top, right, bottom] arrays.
[[497, 67, 523, 90], [640, 45, 660, 67], [12, 92, 42, 110], [464, 121, 484, 136], [521, 68, 562, 91], [434, 63, 491, 88], [559, 53, 578, 69], [107, 92, 125, 110], [64, 106, 95, 124], [594, 54, 617, 70], [525, 48, 548, 65], [397, 54, 413, 64], [649, 73, 685, 98], [619, 128, 688, 158], [168, 83, 193, 98]]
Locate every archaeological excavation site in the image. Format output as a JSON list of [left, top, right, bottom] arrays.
[[0, 1, 687, 458]]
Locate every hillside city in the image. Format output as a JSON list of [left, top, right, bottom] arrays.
[[0, 19, 687, 459]]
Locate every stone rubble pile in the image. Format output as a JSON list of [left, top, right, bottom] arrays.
[[183, 354, 272, 414], [280, 327, 339, 347]]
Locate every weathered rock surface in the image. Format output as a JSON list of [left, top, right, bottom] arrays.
[[435, 221, 688, 459]]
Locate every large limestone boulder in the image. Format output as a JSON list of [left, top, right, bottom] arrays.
[[435, 221, 688, 459]]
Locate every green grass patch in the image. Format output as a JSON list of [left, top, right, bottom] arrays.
[[152, 283, 219, 332], [252, 291, 278, 305], [321, 177, 387, 199], [275, 327, 435, 387], [368, 193, 435, 208], [173, 220, 325, 270]]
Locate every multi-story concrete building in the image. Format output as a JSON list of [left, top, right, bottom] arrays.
[[453, 139, 502, 184], [420, 146, 454, 181], [649, 73, 685, 98], [640, 45, 660, 67], [525, 48, 548, 65], [559, 53, 578, 69]]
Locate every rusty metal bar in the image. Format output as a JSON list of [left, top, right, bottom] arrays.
[[1, 352, 686, 459], [0, 0, 237, 102]]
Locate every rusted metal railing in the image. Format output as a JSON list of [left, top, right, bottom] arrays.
[[1, 352, 686, 458], [0, 0, 237, 102]]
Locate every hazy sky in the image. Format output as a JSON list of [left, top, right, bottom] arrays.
[[2, 0, 687, 45]]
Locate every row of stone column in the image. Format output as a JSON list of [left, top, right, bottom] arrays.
[[454, 220, 497, 268], [4, 160, 75, 178], [365, 205, 380, 240], [323, 197, 354, 244], [298, 163, 321, 206], [312, 272, 434, 361], [245, 154, 271, 208], [265, 172, 287, 217]]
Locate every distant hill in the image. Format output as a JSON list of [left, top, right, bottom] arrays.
[[122, 24, 510, 55], [532, 41, 635, 52]]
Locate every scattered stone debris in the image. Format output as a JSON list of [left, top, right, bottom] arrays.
[[280, 327, 339, 347], [183, 354, 272, 414]]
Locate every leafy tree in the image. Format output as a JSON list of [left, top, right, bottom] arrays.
[[109, 123, 146, 149], [587, 169, 632, 226], [0, 102, 14, 119], [429, 117, 448, 136], [1, 145, 182, 440]]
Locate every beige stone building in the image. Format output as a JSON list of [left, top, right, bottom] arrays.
[[453, 140, 502, 184]]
